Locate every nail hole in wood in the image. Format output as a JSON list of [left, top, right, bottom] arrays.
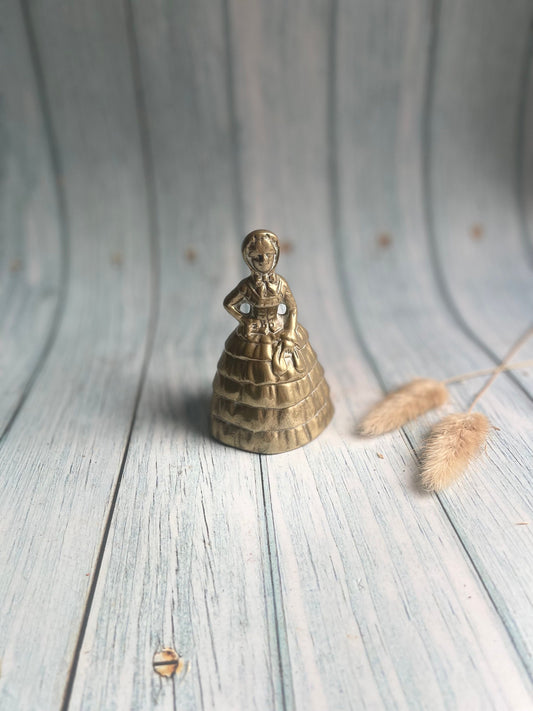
[[279, 241, 294, 254], [377, 232, 392, 248], [469, 223, 484, 240]]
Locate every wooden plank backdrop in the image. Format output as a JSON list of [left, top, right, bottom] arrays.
[[0, 1, 532, 709]]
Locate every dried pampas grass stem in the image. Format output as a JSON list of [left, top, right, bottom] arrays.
[[359, 378, 448, 436], [443, 358, 533, 384], [420, 413, 490, 491], [467, 326, 533, 413]]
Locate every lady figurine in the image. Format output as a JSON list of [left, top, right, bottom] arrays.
[[210, 229, 333, 453]]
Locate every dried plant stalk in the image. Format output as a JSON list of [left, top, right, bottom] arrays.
[[443, 358, 533, 384], [420, 413, 490, 492], [360, 378, 448, 436]]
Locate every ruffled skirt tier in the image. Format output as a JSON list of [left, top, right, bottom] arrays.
[[211, 325, 333, 453]]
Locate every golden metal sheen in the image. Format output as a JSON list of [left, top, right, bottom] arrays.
[[210, 229, 334, 453]]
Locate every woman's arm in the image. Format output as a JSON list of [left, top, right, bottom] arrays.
[[223, 281, 247, 322], [281, 282, 298, 344]]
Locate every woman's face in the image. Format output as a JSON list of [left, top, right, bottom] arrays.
[[248, 243, 277, 274]]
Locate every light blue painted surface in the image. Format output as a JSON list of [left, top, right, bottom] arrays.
[[0, 1, 532, 709]]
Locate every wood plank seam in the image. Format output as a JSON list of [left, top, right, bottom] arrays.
[[515, 21, 533, 265], [421, 0, 533, 405], [328, 0, 533, 687], [419, 1, 533, 679], [1, 0, 72, 445], [222, 0, 246, 237], [7, 0, 527, 706], [223, 3, 291, 705], [259, 456, 295, 711], [58, 0, 162, 706]]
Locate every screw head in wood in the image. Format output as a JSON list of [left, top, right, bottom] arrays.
[[153, 648, 182, 677]]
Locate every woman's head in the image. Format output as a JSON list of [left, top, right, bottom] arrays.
[[242, 230, 280, 275]]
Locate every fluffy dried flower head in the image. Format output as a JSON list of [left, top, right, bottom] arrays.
[[359, 378, 449, 436], [420, 412, 490, 492]]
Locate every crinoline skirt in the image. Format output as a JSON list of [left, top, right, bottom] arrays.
[[210, 324, 333, 453]]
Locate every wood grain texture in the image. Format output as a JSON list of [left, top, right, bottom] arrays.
[[334, 0, 533, 684], [426, 0, 533, 673], [226, 1, 533, 708], [425, 0, 533, 391], [68, 2, 283, 709], [0, 0, 532, 709], [0, 0, 66, 438], [0, 0, 153, 708], [521, 26, 533, 260]]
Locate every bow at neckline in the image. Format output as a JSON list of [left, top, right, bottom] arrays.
[[254, 272, 278, 297]]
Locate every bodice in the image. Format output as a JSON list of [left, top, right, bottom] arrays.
[[238, 275, 288, 341]]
